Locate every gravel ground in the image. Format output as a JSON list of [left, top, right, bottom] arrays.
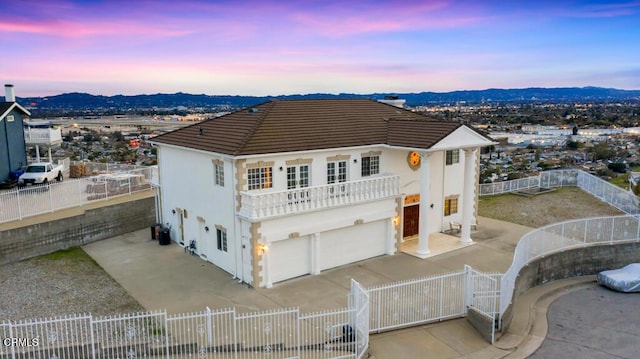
[[477, 187, 624, 228], [0, 186, 626, 322], [0, 248, 144, 322]]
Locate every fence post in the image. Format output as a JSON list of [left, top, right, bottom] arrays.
[[90, 314, 96, 359], [611, 218, 615, 243], [164, 311, 170, 359], [104, 180, 109, 200], [49, 182, 54, 212], [296, 309, 301, 359], [206, 307, 213, 346], [583, 220, 588, 244], [233, 308, 238, 359], [128, 171, 132, 196], [463, 265, 472, 310], [78, 178, 84, 205], [8, 321, 16, 359], [16, 189, 23, 220]]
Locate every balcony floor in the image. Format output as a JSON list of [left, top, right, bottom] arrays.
[[400, 232, 476, 259]]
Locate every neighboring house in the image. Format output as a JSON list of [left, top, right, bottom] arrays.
[[0, 84, 29, 182], [151, 99, 495, 288]]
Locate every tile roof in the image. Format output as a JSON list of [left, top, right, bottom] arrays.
[[151, 99, 471, 156]]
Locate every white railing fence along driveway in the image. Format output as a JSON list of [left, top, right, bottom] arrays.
[[0, 166, 158, 224], [1, 280, 371, 359]]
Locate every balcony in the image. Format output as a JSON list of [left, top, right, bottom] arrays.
[[239, 174, 400, 220], [24, 128, 63, 145]]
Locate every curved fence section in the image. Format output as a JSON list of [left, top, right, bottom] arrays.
[[498, 215, 640, 325], [478, 169, 578, 196], [479, 169, 640, 215]]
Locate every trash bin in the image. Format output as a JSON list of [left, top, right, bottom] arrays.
[[159, 228, 171, 245], [150, 223, 162, 240]]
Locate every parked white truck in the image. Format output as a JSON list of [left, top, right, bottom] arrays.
[[18, 162, 64, 187]]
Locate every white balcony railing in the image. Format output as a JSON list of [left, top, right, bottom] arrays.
[[23, 128, 63, 145], [239, 174, 401, 220]]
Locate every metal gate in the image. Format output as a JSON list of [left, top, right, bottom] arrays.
[[465, 265, 501, 344], [349, 279, 370, 359]]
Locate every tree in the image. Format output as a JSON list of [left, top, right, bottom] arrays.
[[608, 163, 626, 173], [588, 143, 615, 161], [111, 131, 125, 142]]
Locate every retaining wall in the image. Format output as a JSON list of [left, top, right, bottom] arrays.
[[0, 196, 155, 265], [500, 242, 640, 332]]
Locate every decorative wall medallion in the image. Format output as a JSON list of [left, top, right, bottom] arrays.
[[407, 151, 421, 170]]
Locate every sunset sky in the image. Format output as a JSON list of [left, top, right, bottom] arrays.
[[1, 0, 639, 97]]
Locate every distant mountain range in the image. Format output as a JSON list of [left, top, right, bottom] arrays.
[[14, 87, 640, 113]]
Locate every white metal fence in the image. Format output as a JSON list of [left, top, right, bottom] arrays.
[[478, 169, 579, 196], [366, 271, 467, 333], [1, 281, 370, 359], [1, 309, 359, 359], [0, 166, 158, 223], [479, 169, 640, 215]]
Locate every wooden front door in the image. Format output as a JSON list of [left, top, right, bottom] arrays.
[[403, 205, 419, 238]]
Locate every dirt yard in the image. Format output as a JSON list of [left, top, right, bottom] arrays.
[[478, 187, 624, 228], [0, 248, 144, 321]]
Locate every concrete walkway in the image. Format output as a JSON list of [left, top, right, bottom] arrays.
[[82, 216, 553, 358]]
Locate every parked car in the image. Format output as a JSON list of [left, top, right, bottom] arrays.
[[18, 162, 64, 187]]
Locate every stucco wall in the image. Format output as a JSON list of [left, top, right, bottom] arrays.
[[158, 145, 237, 274], [0, 196, 155, 265]]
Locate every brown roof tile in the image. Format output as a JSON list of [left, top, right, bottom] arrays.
[[151, 99, 466, 155]]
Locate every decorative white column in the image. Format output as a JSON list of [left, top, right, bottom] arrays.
[[460, 148, 476, 243], [417, 152, 431, 255], [311, 233, 321, 275]]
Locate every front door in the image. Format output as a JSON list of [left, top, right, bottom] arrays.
[[403, 205, 419, 238]]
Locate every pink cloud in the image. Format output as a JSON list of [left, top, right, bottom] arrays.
[[0, 18, 192, 38], [570, 1, 640, 18], [288, 1, 487, 37]]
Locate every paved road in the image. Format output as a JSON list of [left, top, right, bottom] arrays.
[[529, 284, 640, 358]]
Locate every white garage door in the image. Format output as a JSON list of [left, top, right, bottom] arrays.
[[269, 236, 311, 283], [319, 220, 387, 271]]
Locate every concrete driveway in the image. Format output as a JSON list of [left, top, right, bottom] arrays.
[[82, 216, 533, 358]]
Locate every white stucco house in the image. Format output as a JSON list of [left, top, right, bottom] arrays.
[[151, 99, 495, 288]]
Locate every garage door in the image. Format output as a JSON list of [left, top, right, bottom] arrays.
[[269, 236, 311, 283], [319, 220, 387, 271]]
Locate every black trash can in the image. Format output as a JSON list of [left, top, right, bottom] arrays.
[[150, 223, 162, 240], [159, 228, 171, 245]]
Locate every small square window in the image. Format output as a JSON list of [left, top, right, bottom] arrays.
[[361, 156, 380, 177], [446, 150, 460, 166], [6, 115, 14, 122], [444, 196, 459, 216]]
